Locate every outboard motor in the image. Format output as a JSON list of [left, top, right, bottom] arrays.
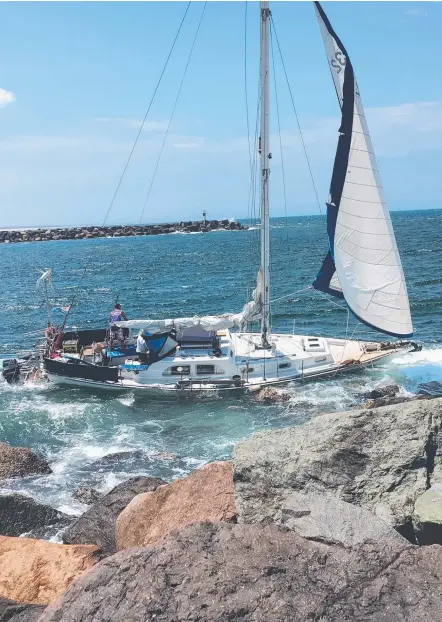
[[1, 358, 21, 384]]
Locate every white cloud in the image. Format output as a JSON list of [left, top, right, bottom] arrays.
[[94, 117, 168, 132], [405, 8, 428, 17], [173, 139, 204, 149], [0, 88, 16, 108]]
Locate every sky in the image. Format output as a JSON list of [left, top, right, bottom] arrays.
[[0, 0, 441, 227]]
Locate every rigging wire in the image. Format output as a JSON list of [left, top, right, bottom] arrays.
[[244, 2, 253, 189], [270, 14, 323, 216], [269, 22, 291, 257], [271, 286, 313, 304], [138, 2, 207, 225], [244, 2, 262, 305], [58, 2, 192, 334]]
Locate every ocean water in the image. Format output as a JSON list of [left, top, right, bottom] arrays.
[[0, 211, 441, 519]]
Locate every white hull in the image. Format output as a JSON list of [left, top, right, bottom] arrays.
[[44, 330, 416, 395]]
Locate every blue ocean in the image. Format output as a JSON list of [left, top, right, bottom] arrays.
[[0, 211, 441, 517]]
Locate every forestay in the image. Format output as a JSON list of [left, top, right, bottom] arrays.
[[312, 1, 412, 338]]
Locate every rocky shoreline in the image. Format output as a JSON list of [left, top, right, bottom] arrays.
[[0, 219, 245, 244], [0, 385, 441, 620]]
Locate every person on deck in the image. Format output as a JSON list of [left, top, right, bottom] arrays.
[[109, 303, 127, 326], [136, 330, 150, 364], [109, 303, 128, 348]]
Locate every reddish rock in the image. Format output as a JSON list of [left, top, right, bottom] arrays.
[[0, 536, 99, 605], [116, 461, 236, 550]]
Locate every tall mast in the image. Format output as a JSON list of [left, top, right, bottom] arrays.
[[259, 1, 271, 346]]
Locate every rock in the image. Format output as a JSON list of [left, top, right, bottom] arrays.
[[40, 522, 442, 622], [233, 398, 442, 542], [62, 476, 165, 556], [116, 461, 236, 550], [0, 495, 71, 538], [0, 443, 52, 481], [364, 384, 399, 399], [72, 486, 101, 506], [0, 598, 45, 622], [91, 450, 145, 471], [255, 387, 291, 402], [273, 491, 406, 547], [413, 483, 442, 545], [0, 536, 98, 606], [363, 394, 425, 409], [417, 380, 442, 398]]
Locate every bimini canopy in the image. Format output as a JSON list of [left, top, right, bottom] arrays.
[[312, 1, 413, 338], [115, 315, 241, 334]]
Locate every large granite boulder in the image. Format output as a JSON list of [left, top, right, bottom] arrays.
[[62, 476, 165, 556], [0, 536, 98, 605], [40, 522, 442, 622], [233, 398, 442, 542], [0, 444, 51, 481], [116, 461, 236, 550], [0, 598, 45, 622], [0, 495, 71, 538]]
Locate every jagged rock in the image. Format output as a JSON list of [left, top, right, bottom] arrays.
[[413, 483, 442, 545], [91, 449, 145, 469], [62, 476, 165, 556], [233, 398, 442, 542], [0, 443, 52, 481], [0, 495, 70, 538], [417, 381, 442, 398], [255, 387, 291, 402], [0, 536, 99, 606], [116, 461, 236, 550], [0, 598, 45, 622], [363, 395, 425, 409], [72, 486, 101, 506], [364, 384, 399, 399], [272, 491, 406, 547], [40, 522, 442, 622]]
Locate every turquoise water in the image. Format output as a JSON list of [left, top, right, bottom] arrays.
[[0, 211, 441, 516]]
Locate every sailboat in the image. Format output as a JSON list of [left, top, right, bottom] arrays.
[[42, 1, 420, 393]]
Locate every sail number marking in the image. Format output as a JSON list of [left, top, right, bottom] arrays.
[[330, 51, 346, 74]]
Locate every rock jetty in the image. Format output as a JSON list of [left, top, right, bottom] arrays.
[[0, 219, 245, 244]]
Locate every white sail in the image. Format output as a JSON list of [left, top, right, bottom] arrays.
[[313, 2, 412, 337]]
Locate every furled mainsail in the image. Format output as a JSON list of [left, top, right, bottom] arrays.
[[312, 1, 413, 338]]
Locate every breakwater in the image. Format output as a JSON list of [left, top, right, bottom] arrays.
[[0, 219, 245, 243]]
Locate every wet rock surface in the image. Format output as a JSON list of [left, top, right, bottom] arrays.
[[40, 522, 442, 622], [364, 384, 400, 400], [72, 486, 101, 506], [0, 598, 44, 622], [0, 220, 245, 244], [417, 380, 442, 398], [116, 461, 236, 550], [0, 443, 51, 481], [63, 476, 165, 556], [0, 495, 71, 538], [0, 536, 99, 606], [233, 398, 442, 542]]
